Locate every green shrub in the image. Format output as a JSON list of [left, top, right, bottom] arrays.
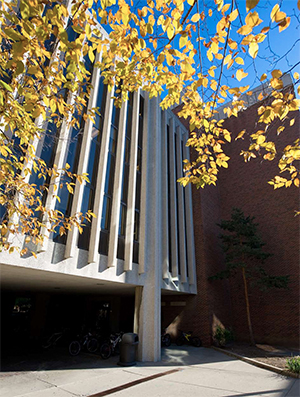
[[286, 356, 300, 374], [214, 326, 234, 346]]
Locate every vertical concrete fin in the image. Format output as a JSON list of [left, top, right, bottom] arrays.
[[183, 132, 196, 286], [87, 87, 115, 264], [124, 90, 140, 272], [138, 93, 149, 275], [161, 110, 169, 279]]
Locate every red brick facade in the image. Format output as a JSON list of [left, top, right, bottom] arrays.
[[164, 91, 300, 348]]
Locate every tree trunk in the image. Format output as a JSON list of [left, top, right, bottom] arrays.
[[242, 267, 255, 346]]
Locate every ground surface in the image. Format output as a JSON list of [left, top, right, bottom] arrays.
[[1, 345, 300, 396], [222, 343, 300, 371]]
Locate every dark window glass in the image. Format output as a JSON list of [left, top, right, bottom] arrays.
[[131, 95, 144, 263], [78, 78, 107, 250], [181, 140, 189, 277], [99, 101, 121, 256], [167, 125, 172, 273], [174, 135, 180, 275], [117, 92, 134, 260]]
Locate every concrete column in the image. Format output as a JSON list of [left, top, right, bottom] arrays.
[[169, 118, 179, 277], [124, 91, 140, 271], [135, 96, 162, 362], [64, 51, 104, 259], [87, 88, 115, 264], [107, 100, 128, 267], [161, 110, 169, 279], [183, 133, 196, 285], [175, 128, 187, 283]]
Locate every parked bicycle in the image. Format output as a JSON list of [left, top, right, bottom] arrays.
[[176, 330, 202, 347], [42, 328, 69, 349], [100, 332, 123, 359], [69, 331, 99, 356], [161, 329, 172, 347]]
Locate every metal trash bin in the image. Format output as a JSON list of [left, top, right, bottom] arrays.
[[118, 333, 139, 366]]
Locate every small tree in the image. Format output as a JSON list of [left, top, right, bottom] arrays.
[[209, 208, 289, 346]]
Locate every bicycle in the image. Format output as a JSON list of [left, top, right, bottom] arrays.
[[161, 329, 172, 347], [42, 329, 67, 349], [69, 332, 99, 356], [100, 332, 123, 359], [176, 330, 202, 347]]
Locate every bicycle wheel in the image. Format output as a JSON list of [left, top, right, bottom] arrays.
[[100, 342, 112, 359], [176, 336, 185, 346], [162, 333, 172, 347], [87, 338, 99, 353], [69, 340, 81, 356], [191, 337, 202, 347]]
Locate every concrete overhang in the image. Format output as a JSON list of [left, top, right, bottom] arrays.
[[0, 263, 136, 295]]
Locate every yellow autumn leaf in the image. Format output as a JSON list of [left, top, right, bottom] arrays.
[[260, 73, 267, 81], [249, 42, 258, 58], [229, 9, 238, 22], [191, 13, 200, 23], [235, 57, 244, 65], [246, 0, 259, 12], [237, 25, 252, 35], [271, 69, 282, 79], [245, 11, 262, 27], [278, 17, 290, 32], [222, 4, 231, 14], [235, 129, 246, 140], [236, 69, 248, 81], [257, 135, 265, 144], [210, 80, 217, 91], [179, 34, 188, 48]]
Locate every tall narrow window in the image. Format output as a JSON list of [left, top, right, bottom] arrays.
[[117, 92, 134, 260], [77, 77, 107, 250], [132, 95, 144, 263], [174, 134, 181, 275], [181, 139, 189, 277], [99, 102, 121, 255]]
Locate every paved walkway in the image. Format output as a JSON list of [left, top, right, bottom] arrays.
[[1, 346, 299, 397]]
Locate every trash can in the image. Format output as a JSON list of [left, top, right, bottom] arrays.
[[118, 333, 139, 366]]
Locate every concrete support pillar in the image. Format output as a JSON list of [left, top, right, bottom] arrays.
[[134, 96, 162, 362], [161, 110, 169, 279]]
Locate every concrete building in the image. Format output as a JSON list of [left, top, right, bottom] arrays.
[[1, 3, 299, 365], [0, 19, 197, 362]]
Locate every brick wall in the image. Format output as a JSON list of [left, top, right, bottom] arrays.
[[172, 92, 300, 348]]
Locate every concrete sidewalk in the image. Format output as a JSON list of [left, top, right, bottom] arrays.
[[1, 346, 299, 397]]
